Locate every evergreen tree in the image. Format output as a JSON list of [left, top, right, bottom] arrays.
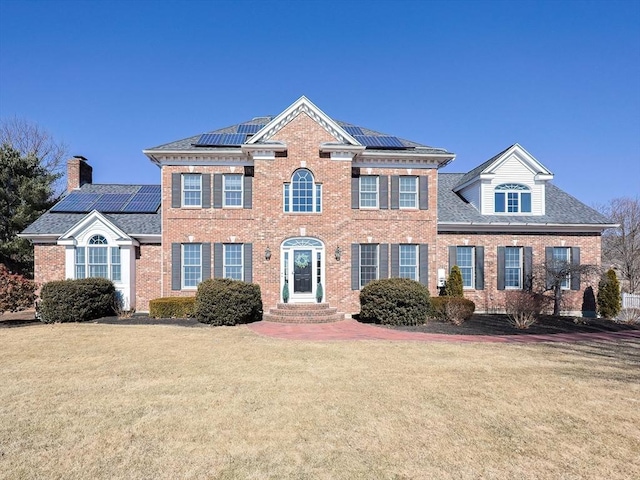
[[445, 265, 464, 297], [597, 268, 622, 319]]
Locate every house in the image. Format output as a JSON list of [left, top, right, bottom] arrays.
[[20, 96, 615, 319]]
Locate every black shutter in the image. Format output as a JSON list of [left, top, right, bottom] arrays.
[[244, 243, 253, 283], [171, 173, 181, 208], [171, 243, 181, 290], [497, 246, 505, 290], [243, 176, 252, 209], [351, 178, 359, 209], [351, 244, 360, 290], [390, 244, 400, 277], [545, 247, 553, 289], [448, 245, 457, 273], [202, 174, 211, 208], [202, 243, 211, 280], [419, 176, 429, 210], [571, 247, 581, 290], [213, 174, 223, 209], [214, 243, 223, 278], [523, 247, 533, 291], [379, 176, 388, 209], [390, 176, 399, 210], [379, 244, 389, 279], [419, 244, 429, 286], [475, 246, 484, 290]]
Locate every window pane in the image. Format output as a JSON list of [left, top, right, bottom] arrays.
[[224, 174, 242, 207], [399, 244, 417, 280], [456, 246, 474, 288], [75, 265, 86, 279], [89, 265, 109, 279], [553, 247, 571, 289], [75, 247, 85, 264], [292, 170, 313, 212], [521, 192, 531, 212], [360, 244, 378, 287], [495, 192, 505, 212], [183, 174, 201, 206], [224, 244, 243, 280], [505, 247, 521, 288], [111, 265, 121, 282], [399, 177, 417, 208], [89, 246, 107, 264], [183, 244, 201, 287], [315, 184, 322, 212], [283, 184, 290, 212], [360, 176, 378, 208], [507, 192, 519, 212]]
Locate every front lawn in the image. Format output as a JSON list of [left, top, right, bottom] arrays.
[[1, 323, 638, 479]]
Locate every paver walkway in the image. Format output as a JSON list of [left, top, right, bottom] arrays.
[[248, 319, 640, 343]]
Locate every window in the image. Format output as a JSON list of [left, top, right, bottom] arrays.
[[495, 184, 531, 213], [111, 246, 121, 282], [75, 247, 86, 279], [504, 246, 522, 289], [399, 176, 418, 209], [553, 247, 571, 289], [399, 244, 418, 280], [456, 246, 474, 288], [224, 244, 243, 280], [360, 244, 378, 288], [223, 174, 242, 207], [182, 243, 202, 288], [359, 176, 378, 208], [75, 235, 121, 282], [182, 174, 202, 207], [283, 169, 321, 212]]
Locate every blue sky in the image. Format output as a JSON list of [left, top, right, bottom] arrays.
[[1, 0, 638, 206]]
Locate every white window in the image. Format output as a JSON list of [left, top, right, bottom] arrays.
[[182, 174, 202, 207], [182, 244, 202, 289], [553, 247, 571, 289], [224, 244, 243, 280], [399, 244, 418, 280], [283, 169, 321, 213], [74, 235, 121, 282], [456, 246, 474, 289], [399, 176, 418, 209], [495, 184, 531, 213], [360, 244, 378, 288], [359, 176, 378, 208], [223, 174, 243, 207], [504, 246, 522, 289]]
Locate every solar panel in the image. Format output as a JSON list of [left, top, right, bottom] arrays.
[[121, 193, 161, 213], [195, 133, 246, 146], [237, 124, 264, 134], [342, 126, 364, 136], [92, 193, 133, 212], [138, 185, 161, 194], [50, 193, 101, 212], [354, 135, 405, 148]]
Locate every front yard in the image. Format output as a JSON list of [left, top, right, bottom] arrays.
[[1, 323, 638, 479]]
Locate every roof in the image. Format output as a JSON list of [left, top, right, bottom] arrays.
[[453, 145, 513, 190], [438, 173, 613, 226]]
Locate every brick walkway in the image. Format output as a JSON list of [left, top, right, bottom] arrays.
[[247, 319, 640, 343]]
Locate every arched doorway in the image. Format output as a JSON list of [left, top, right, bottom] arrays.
[[281, 237, 325, 303]]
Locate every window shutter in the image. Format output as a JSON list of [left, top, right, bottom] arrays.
[[571, 247, 581, 290], [202, 174, 211, 208], [214, 243, 223, 278], [171, 173, 181, 208], [379, 244, 389, 279], [545, 247, 553, 289], [497, 246, 505, 290], [213, 174, 223, 209], [171, 243, 181, 290], [202, 243, 211, 280], [475, 246, 484, 290], [448, 245, 457, 273], [419, 176, 429, 210], [244, 243, 253, 283], [390, 176, 399, 210], [351, 244, 359, 290], [523, 247, 533, 291], [419, 244, 429, 286], [379, 176, 388, 209], [390, 244, 399, 277], [351, 178, 359, 209], [243, 176, 253, 209]]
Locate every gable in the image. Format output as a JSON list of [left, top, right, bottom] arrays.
[[57, 210, 135, 246]]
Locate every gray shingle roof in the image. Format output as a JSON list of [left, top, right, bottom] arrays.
[[438, 173, 613, 226]]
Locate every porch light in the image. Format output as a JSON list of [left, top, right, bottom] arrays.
[[335, 246, 342, 261], [265, 247, 272, 260]]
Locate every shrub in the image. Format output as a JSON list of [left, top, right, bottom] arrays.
[[505, 290, 545, 329], [149, 296, 195, 319], [39, 278, 116, 323], [195, 278, 262, 326], [597, 269, 622, 319], [444, 266, 464, 297], [430, 296, 475, 325], [359, 278, 430, 326], [0, 263, 36, 314], [615, 308, 640, 325]]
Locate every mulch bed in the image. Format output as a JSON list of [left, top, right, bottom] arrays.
[[387, 314, 639, 336]]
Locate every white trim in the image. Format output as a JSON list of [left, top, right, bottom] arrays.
[[281, 237, 325, 303], [438, 222, 618, 233]]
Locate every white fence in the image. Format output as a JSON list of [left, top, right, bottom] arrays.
[[622, 293, 640, 309]]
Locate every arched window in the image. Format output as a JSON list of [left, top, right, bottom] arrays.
[[75, 234, 121, 281], [495, 184, 531, 213], [283, 169, 322, 213]]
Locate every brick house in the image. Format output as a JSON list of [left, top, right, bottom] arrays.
[[20, 97, 615, 318]]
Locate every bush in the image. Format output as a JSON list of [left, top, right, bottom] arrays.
[[149, 296, 195, 319], [39, 278, 116, 323], [597, 269, 622, 319], [195, 278, 262, 326], [615, 308, 640, 325], [359, 278, 431, 326], [430, 296, 475, 325], [505, 290, 545, 329], [0, 263, 36, 314], [444, 266, 464, 297]]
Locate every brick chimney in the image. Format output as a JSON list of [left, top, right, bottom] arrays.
[[67, 156, 93, 192]]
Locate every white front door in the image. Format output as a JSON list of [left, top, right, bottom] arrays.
[[281, 238, 324, 303]]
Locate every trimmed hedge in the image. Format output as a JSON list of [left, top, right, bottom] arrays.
[[359, 277, 431, 326], [39, 278, 116, 323], [195, 278, 262, 326], [430, 296, 476, 324], [149, 297, 196, 319]]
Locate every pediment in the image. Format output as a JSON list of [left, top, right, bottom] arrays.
[[58, 210, 132, 245]]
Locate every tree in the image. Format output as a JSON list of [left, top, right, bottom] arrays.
[[597, 268, 622, 319], [444, 265, 464, 297], [537, 259, 600, 316], [598, 197, 640, 294], [0, 144, 61, 277]]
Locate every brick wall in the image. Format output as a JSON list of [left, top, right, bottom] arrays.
[[135, 244, 162, 311], [33, 244, 66, 292]]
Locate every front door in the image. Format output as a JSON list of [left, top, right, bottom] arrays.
[[281, 238, 324, 303], [293, 249, 313, 294]]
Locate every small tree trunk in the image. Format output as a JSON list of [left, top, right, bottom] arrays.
[[553, 285, 562, 316]]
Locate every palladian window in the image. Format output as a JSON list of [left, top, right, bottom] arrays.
[[283, 169, 322, 213], [495, 184, 531, 213]]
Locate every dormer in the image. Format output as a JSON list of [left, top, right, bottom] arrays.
[[453, 144, 554, 216]]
